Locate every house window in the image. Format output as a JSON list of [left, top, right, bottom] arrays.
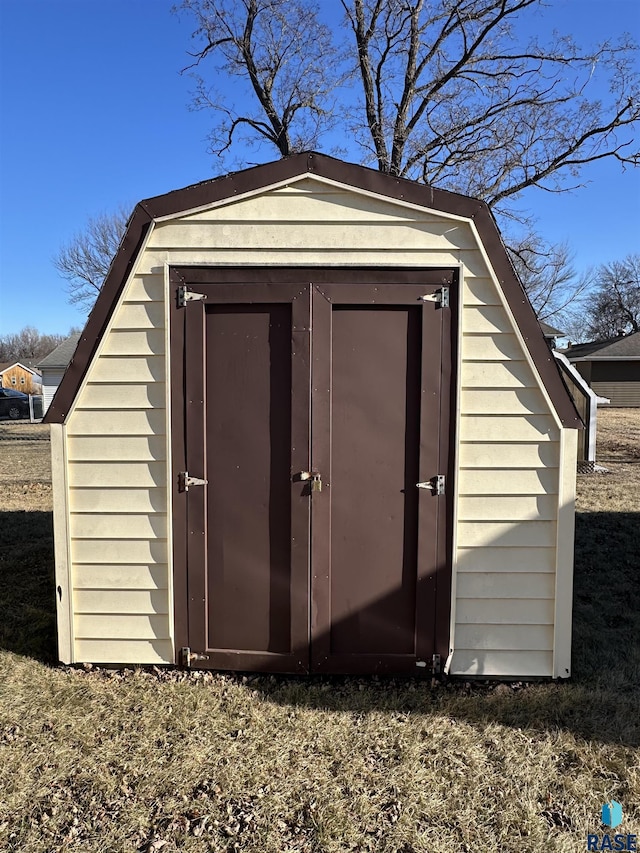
[[11, 376, 16, 385], [20, 377, 25, 385]]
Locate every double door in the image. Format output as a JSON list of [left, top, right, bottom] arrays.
[[171, 267, 454, 674]]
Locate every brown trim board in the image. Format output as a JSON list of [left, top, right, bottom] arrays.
[[44, 151, 580, 428]]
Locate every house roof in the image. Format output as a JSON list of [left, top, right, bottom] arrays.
[[564, 331, 640, 360], [539, 321, 566, 338], [44, 151, 581, 428], [0, 361, 41, 376], [38, 334, 82, 369]]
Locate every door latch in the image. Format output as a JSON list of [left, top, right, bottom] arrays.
[[416, 475, 445, 495], [179, 471, 208, 492]]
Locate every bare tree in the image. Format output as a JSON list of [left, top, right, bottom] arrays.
[[584, 253, 640, 339], [177, 0, 639, 221], [177, 0, 343, 160], [341, 0, 639, 218], [53, 207, 129, 313], [0, 327, 68, 364], [508, 238, 592, 325]]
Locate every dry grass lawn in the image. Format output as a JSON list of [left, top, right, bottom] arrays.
[[0, 411, 638, 852]]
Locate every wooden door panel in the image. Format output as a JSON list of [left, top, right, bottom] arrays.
[[171, 267, 454, 675], [310, 278, 454, 674], [329, 306, 420, 656], [172, 275, 311, 673], [205, 304, 293, 654]]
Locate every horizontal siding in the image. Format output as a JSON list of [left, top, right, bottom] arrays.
[[463, 305, 513, 334], [149, 221, 479, 252], [458, 442, 559, 468], [67, 436, 166, 462], [461, 360, 538, 388], [125, 275, 164, 302], [68, 462, 166, 487], [67, 410, 166, 436], [449, 650, 553, 677], [71, 514, 166, 539], [591, 381, 640, 407], [462, 278, 502, 306], [459, 415, 558, 442], [101, 329, 165, 356], [65, 261, 170, 663], [457, 547, 556, 573], [456, 624, 553, 651], [460, 388, 548, 415], [110, 302, 165, 330], [456, 598, 554, 625], [75, 639, 173, 665], [90, 355, 166, 383], [458, 495, 557, 521], [179, 185, 445, 223], [137, 248, 487, 275], [462, 333, 524, 361], [73, 564, 169, 589], [71, 538, 167, 564], [69, 488, 166, 513], [74, 590, 169, 615], [456, 572, 555, 599], [75, 614, 169, 640], [76, 383, 166, 409], [457, 521, 556, 548], [458, 468, 558, 495]]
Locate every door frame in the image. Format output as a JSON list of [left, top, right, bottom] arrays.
[[169, 266, 457, 672]]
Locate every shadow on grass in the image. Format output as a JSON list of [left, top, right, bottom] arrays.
[[1, 508, 638, 746], [242, 509, 640, 746], [0, 510, 57, 664]]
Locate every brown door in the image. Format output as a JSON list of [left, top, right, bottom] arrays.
[[171, 268, 454, 674]]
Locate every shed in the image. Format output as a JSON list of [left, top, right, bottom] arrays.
[[38, 334, 82, 414], [564, 331, 640, 407], [45, 153, 581, 679], [0, 362, 42, 394]]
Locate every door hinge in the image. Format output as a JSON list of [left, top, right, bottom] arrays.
[[416, 475, 445, 495], [181, 647, 210, 667], [177, 285, 207, 308], [420, 287, 449, 308], [179, 471, 208, 492]]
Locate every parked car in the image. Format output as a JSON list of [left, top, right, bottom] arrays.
[[0, 388, 30, 419]]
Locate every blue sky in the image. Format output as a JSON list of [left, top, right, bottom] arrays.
[[0, 0, 638, 335]]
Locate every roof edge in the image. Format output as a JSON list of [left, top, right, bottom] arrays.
[[44, 151, 580, 428]]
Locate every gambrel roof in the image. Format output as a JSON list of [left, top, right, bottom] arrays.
[[44, 151, 580, 427]]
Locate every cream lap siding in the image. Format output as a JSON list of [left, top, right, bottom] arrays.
[[65, 272, 172, 665], [453, 272, 561, 678]]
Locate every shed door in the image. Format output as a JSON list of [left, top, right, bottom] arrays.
[[171, 268, 454, 674]]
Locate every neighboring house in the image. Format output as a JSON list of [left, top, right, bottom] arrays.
[[0, 362, 42, 394], [37, 334, 81, 413], [564, 331, 640, 407]]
